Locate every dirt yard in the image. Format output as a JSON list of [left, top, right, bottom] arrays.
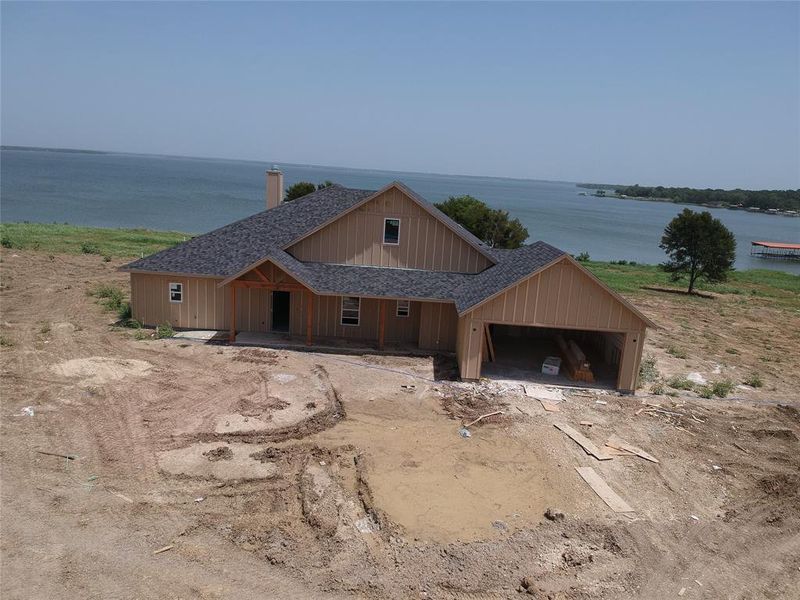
[[1, 250, 799, 599]]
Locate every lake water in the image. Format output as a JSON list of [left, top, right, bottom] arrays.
[[1, 148, 798, 274]]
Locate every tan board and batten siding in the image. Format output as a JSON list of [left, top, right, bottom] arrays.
[[457, 258, 648, 392], [287, 187, 492, 273], [129, 271, 454, 350]]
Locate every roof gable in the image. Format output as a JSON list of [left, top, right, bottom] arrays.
[[459, 253, 656, 329], [284, 182, 497, 267]]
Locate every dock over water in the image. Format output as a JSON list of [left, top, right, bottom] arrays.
[[750, 241, 800, 261]]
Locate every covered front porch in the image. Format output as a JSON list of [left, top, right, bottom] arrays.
[[223, 259, 451, 352]]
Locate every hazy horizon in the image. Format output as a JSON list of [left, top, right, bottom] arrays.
[[2, 2, 798, 189], [4, 144, 799, 192]]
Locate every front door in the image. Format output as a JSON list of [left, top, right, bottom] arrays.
[[271, 291, 291, 332]]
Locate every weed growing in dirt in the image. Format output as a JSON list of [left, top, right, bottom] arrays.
[[102, 255, 112, 262], [697, 385, 714, 399], [0, 334, 13, 347], [726, 347, 740, 355], [697, 379, 735, 398], [651, 381, 665, 395], [638, 355, 658, 386], [156, 323, 175, 339], [743, 373, 764, 388], [80, 242, 100, 255], [666, 375, 694, 391], [117, 302, 132, 322], [711, 379, 735, 397], [0, 235, 13, 249], [666, 346, 688, 359], [89, 284, 127, 313], [39, 322, 51, 335], [133, 328, 149, 341]]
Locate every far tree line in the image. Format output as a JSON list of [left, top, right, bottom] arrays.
[[286, 181, 736, 294], [612, 185, 799, 212]]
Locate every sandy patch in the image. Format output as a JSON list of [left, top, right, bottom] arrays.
[[51, 357, 152, 385], [157, 442, 279, 480]]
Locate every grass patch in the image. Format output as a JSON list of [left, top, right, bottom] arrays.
[[89, 283, 131, 321], [666, 345, 688, 359], [156, 323, 175, 339], [583, 260, 800, 308], [666, 375, 694, 391], [0, 222, 189, 258], [743, 373, 763, 388], [698, 379, 735, 399], [637, 355, 658, 387]]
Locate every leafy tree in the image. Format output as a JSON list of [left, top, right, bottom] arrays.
[[284, 180, 337, 202], [659, 208, 736, 294], [284, 182, 317, 202], [435, 195, 528, 249]]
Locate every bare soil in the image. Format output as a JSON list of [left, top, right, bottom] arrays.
[[1, 250, 799, 599]]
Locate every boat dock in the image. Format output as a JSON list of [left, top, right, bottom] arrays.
[[750, 241, 800, 261]]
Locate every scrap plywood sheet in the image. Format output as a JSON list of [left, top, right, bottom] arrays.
[[554, 422, 613, 460], [575, 466, 634, 513]]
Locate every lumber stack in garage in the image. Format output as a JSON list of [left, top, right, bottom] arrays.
[[555, 335, 595, 383]]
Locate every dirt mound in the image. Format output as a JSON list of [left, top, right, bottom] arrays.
[[232, 348, 279, 365], [758, 474, 799, 499], [235, 395, 290, 417], [51, 356, 152, 385], [440, 387, 509, 424], [203, 446, 233, 461], [750, 428, 798, 441]]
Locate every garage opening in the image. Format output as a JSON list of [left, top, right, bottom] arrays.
[[481, 324, 622, 389]]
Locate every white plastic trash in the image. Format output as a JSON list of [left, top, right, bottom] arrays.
[[542, 356, 561, 376]]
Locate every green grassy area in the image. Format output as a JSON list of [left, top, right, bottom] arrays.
[[1, 222, 797, 307], [0, 222, 189, 258], [583, 259, 799, 306]]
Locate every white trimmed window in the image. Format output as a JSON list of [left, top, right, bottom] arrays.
[[341, 296, 360, 326], [169, 282, 183, 303], [396, 299, 410, 317], [383, 218, 400, 245]]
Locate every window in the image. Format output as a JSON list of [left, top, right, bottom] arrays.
[[340, 296, 360, 326], [396, 299, 410, 317], [169, 282, 183, 303], [383, 218, 400, 245]]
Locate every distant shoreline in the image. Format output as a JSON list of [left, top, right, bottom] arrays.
[[577, 183, 799, 218]]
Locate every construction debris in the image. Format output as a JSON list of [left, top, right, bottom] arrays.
[[539, 399, 560, 412], [464, 410, 503, 428], [575, 466, 633, 513], [36, 450, 77, 460], [554, 423, 613, 460], [605, 436, 660, 464]]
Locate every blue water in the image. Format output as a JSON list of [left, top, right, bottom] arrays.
[[1, 148, 798, 274]]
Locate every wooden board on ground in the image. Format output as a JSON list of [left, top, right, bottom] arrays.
[[605, 435, 660, 464], [540, 399, 560, 412], [553, 422, 613, 460], [575, 466, 634, 513]]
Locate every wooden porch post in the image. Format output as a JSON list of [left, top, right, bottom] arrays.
[[229, 285, 236, 343], [378, 299, 387, 350], [305, 290, 313, 346]]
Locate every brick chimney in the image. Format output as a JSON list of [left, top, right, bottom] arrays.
[[266, 166, 284, 210]]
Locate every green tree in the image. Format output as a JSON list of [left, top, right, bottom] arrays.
[[659, 208, 736, 294], [284, 182, 317, 201], [284, 180, 337, 201], [435, 195, 528, 249]]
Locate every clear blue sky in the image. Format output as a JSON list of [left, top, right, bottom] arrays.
[[2, 1, 798, 189]]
